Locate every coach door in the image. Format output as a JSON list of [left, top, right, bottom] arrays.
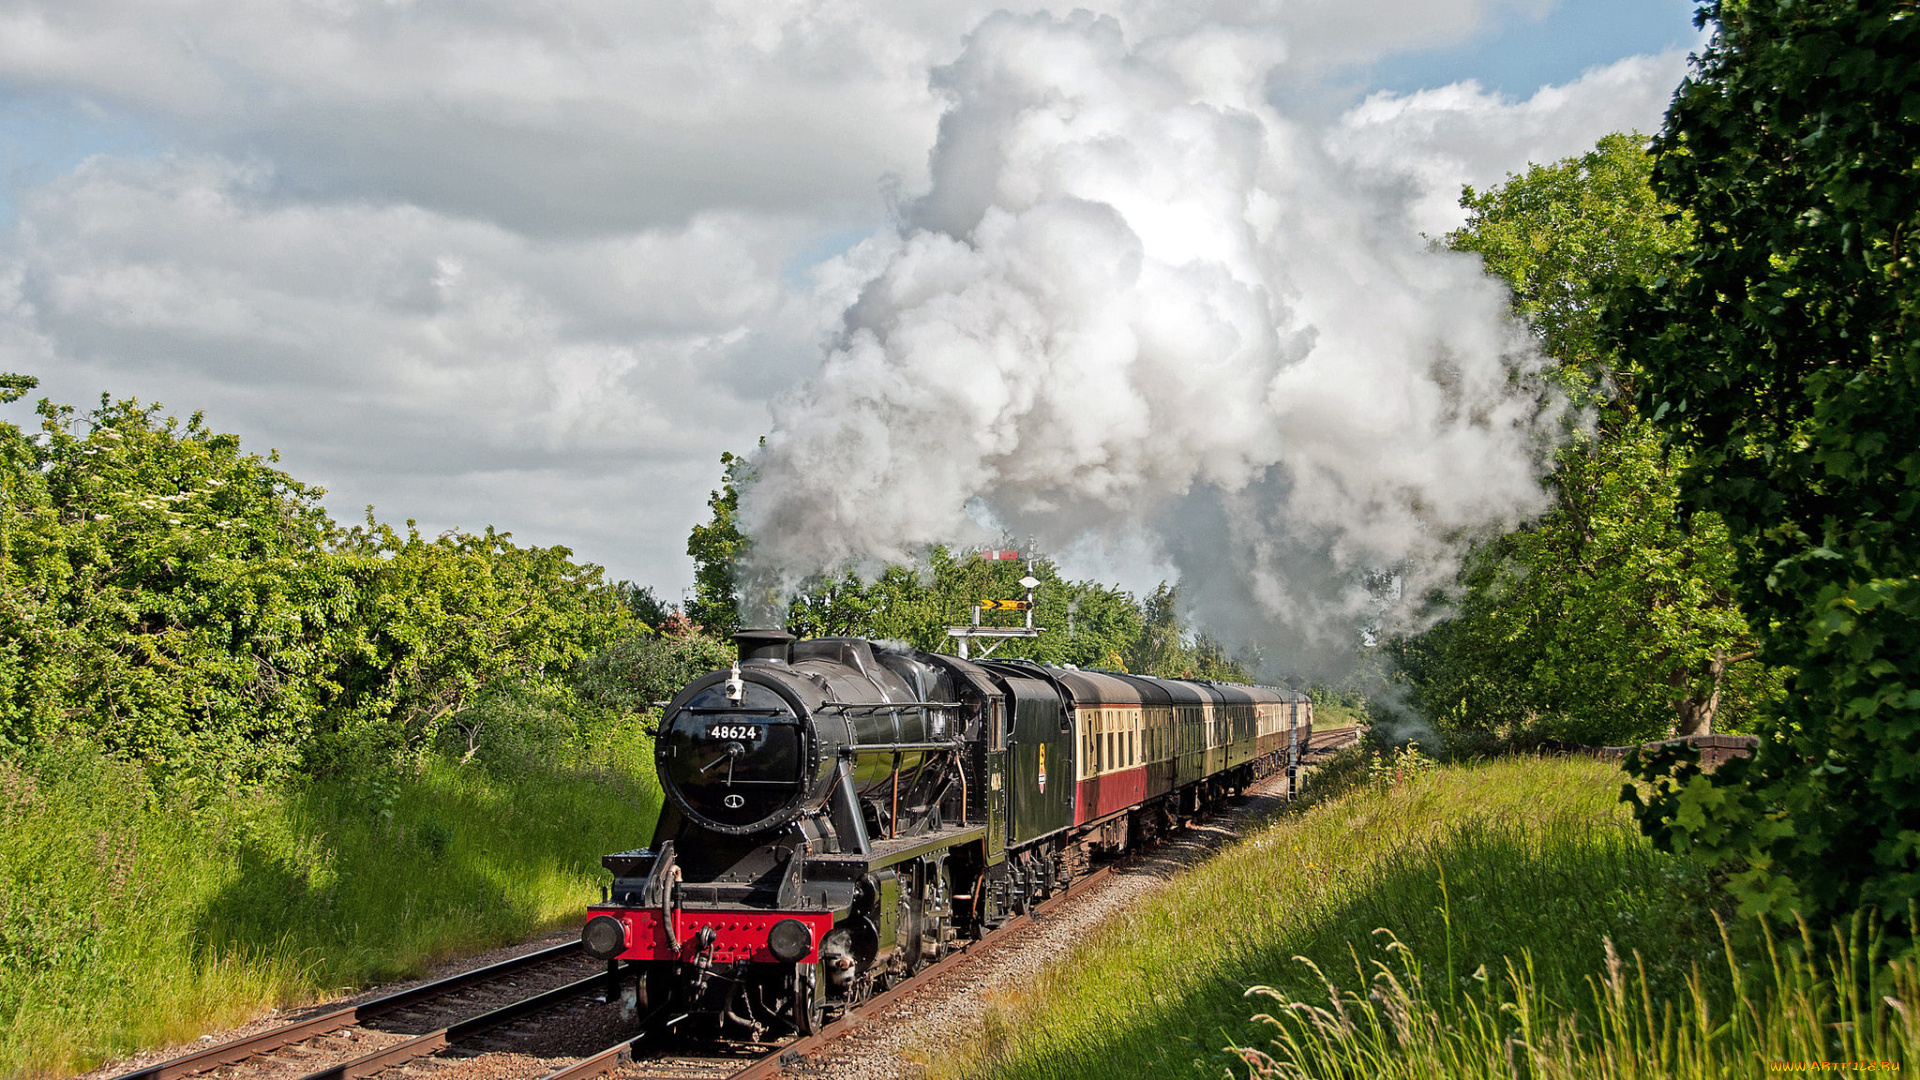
[[986, 698, 1008, 863], [1005, 679, 1074, 844]]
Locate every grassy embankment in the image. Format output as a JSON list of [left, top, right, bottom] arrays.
[[0, 731, 661, 1080], [937, 751, 1920, 1079]]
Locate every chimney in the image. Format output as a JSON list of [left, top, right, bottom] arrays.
[[733, 628, 795, 664]]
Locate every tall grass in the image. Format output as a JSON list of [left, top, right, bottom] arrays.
[[1234, 914, 1920, 1077], [936, 754, 1728, 1080], [0, 726, 660, 1079]]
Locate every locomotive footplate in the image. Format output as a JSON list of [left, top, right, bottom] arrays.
[[806, 823, 988, 872]]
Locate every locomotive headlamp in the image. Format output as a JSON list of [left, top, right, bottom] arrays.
[[767, 918, 813, 963], [582, 914, 626, 959]]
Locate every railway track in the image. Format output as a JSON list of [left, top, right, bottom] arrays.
[[110, 863, 1123, 1080], [556, 772, 1304, 1080], [121, 772, 1304, 1080], [1303, 724, 1364, 759], [543, 858, 1126, 1080], [109, 942, 607, 1080]]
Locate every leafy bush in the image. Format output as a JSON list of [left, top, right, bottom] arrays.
[[0, 380, 636, 783], [433, 677, 659, 777], [0, 389, 354, 781], [573, 628, 735, 717]]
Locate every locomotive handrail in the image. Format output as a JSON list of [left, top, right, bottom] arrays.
[[816, 700, 961, 711], [835, 740, 965, 755]]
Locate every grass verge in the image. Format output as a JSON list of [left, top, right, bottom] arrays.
[[0, 737, 659, 1080], [934, 753, 1730, 1080]]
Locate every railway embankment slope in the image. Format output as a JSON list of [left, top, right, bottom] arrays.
[[930, 752, 1917, 1079], [2, 749, 658, 1080]]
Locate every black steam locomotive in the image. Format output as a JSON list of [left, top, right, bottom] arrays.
[[579, 630, 1311, 1038]]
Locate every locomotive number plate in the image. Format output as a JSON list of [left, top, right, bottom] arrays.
[[707, 724, 762, 740]]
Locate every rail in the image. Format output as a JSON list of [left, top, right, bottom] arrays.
[[550, 771, 1302, 1080], [298, 972, 607, 1080], [111, 941, 584, 1080], [542, 861, 1125, 1080]]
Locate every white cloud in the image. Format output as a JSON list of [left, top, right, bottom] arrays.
[[0, 0, 1692, 595], [0, 0, 1546, 230], [1327, 49, 1694, 237], [0, 152, 859, 585]]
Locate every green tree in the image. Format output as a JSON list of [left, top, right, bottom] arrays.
[[686, 451, 748, 635], [1615, 0, 1920, 929], [773, 544, 1145, 669], [1455, 133, 1695, 382], [1390, 133, 1779, 746], [1130, 582, 1187, 676], [317, 522, 630, 769], [613, 581, 672, 631], [1123, 582, 1249, 681], [0, 387, 356, 780]]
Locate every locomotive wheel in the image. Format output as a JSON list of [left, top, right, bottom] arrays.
[[629, 962, 674, 1021], [924, 912, 949, 963], [920, 860, 950, 963], [792, 963, 825, 1036], [901, 863, 927, 976]]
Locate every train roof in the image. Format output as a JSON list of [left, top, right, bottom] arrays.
[[1049, 668, 1144, 705], [976, 660, 1304, 707]]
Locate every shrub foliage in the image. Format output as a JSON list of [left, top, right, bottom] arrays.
[[0, 379, 675, 783]]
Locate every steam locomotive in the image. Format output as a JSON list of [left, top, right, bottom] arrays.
[[579, 629, 1311, 1038]]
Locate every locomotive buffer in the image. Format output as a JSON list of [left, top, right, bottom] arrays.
[[946, 572, 1041, 659]]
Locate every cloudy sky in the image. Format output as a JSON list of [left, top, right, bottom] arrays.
[[0, 0, 1700, 602]]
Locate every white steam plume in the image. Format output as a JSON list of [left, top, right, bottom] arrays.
[[739, 11, 1560, 666]]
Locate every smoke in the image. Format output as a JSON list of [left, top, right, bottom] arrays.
[[738, 11, 1562, 669]]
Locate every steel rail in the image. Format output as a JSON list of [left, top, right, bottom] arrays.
[[534, 1035, 653, 1080], [110, 941, 583, 1080], [533, 863, 1123, 1080], [733, 770, 1299, 1080], [549, 774, 1293, 1080], [745, 862, 1121, 1080], [294, 971, 608, 1080]]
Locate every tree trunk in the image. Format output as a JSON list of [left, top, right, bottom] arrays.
[[1674, 649, 1731, 738]]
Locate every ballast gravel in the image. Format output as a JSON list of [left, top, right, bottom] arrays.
[[89, 775, 1306, 1080], [768, 779, 1294, 1080], [87, 927, 586, 1080]]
